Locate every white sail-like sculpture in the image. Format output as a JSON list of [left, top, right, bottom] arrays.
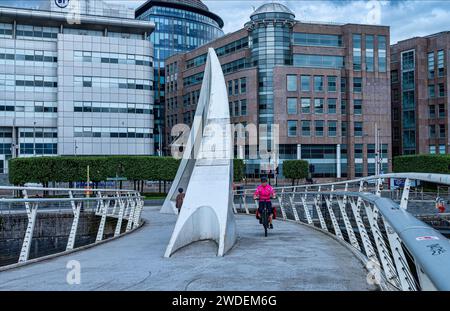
[[163, 48, 237, 257]]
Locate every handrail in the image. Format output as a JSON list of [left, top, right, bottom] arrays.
[[0, 187, 144, 267], [233, 173, 450, 291]]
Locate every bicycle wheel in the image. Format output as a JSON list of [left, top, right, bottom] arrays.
[[262, 207, 268, 237]]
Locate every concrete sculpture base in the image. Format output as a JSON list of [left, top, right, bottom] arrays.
[[164, 48, 237, 257]]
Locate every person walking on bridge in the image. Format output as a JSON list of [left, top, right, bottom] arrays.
[[176, 188, 185, 215]]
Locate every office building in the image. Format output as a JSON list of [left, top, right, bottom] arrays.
[[0, 1, 155, 175], [136, 0, 224, 155], [165, 3, 391, 179], [391, 32, 449, 156]]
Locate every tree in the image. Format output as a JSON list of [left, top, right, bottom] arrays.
[[282, 160, 309, 186]]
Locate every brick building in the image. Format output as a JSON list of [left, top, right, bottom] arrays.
[[165, 3, 391, 179]]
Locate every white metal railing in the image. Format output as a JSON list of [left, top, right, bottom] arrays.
[[0, 186, 144, 266], [233, 173, 450, 291]]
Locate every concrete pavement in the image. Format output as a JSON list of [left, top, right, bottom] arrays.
[[0, 206, 376, 291]]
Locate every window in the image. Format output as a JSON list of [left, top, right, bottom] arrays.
[[354, 100, 362, 115], [439, 144, 446, 154], [315, 121, 324, 137], [429, 85, 435, 98], [341, 121, 348, 136], [378, 35, 387, 72], [234, 101, 239, 117], [314, 76, 324, 92], [438, 50, 445, 77], [287, 75, 297, 92], [429, 145, 436, 154], [440, 124, 446, 138], [240, 99, 247, 116], [366, 35, 374, 72], [328, 76, 337, 92], [240, 78, 247, 94], [341, 99, 347, 114], [314, 98, 324, 113], [402, 71, 415, 90], [287, 98, 297, 115], [301, 75, 310, 91], [228, 81, 233, 96], [234, 80, 239, 95], [354, 144, 363, 158], [429, 105, 436, 118], [353, 34, 362, 71], [439, 104, 445, 118], [439, 83, 445, 97], [327, 98, 337, 114], [288, 121, 297, 137], [353, 77, 362, 93], [402, 50, 415, 71], [301, 98, 311, 113], [354, 122, 363, 137], [328, 121, 337, 137], [293, 33, 343, 47], [428, 52, 435, 79], [391, 70, 398, 83], [429, 125, 436, 138], [302, 121, 311, 136], [341, 77, 346, 93], [294, 54, 344, 69]]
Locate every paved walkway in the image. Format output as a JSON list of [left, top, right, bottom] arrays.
[[0, 207, 376, 291]]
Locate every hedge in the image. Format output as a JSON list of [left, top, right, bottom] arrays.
[[9, 156, 245, 185], [282, 160, 309, 185], [233, 159, 245, 182], [393, 155, 450, 174]]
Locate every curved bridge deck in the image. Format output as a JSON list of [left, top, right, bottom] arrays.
[[0, 207, 376, 291]]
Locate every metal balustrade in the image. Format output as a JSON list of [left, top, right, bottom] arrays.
[[233, 173, 450, 291], [0, 186, 144, 266]]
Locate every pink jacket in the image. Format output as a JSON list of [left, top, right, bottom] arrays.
[[254, 184, 275, 202]]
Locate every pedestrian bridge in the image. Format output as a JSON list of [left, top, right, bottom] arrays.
[[0, 207, 375, 291], [1, 173, 450, 291]]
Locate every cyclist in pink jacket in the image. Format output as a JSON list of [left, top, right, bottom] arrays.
[[253, 177, 276, 229]]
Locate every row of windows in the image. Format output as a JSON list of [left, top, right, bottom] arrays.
[[185, 37, 249, 69], [428, 124, 446, 138], [227, 78, 247, 96], [0, 102, 57, 113], [74, 127, 152, 138], [428, 50, 445, 79], [293, 54, 344, 69], [0, 127, 13, 138], [0, 143, 12, 155], [286, 97, 363, 115], [0, 75, 57, 89], [73, 51, 152, 67], [287, 75, 338, 92], [229, 99, 247, 117], [429, 104, 446, 118], [183, 71, 204, 87], [222, 58, 249, 74], [73, 76, 153, 91], [353, 34, 386, 72], [0, 49, 57, 63], [287, 120, 363, 137], [19, 143, 57, 155], [293, 33, 343, 47], [19, 128, 58, 138], [429, 145, 447, 154], [146, 6, 221, 29], [428, 83, 446, 98], [181, 89, 200, 108], [73, 102, 152, 114]]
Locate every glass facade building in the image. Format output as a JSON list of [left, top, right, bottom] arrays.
[[0, 2, 155, 176], [135, 0, 224, 154]]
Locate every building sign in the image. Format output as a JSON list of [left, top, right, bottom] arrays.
[[55, 0, 70, 9]]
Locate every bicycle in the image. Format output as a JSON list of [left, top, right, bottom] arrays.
[[260, 201, 270, 237]]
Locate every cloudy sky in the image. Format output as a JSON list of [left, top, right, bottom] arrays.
[[113, 0, 450, 44]]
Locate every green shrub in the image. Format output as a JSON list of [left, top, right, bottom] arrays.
[[393, 155, 450, 174], [282, 160, 309, 185]]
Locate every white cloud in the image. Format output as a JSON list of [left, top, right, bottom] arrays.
[[114, 0, 450, 44]]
